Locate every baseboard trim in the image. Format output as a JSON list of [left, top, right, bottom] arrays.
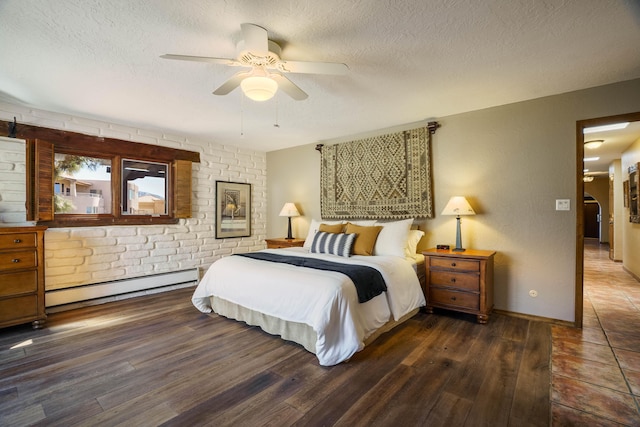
[[623, 266, 640, 283], [45, 268, 199, 309], [493, 309, 575, 328]]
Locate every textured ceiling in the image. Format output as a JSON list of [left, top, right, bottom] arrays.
[[1, 0, 639, 153]]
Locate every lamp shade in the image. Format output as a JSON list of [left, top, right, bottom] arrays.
[[441, 196, 475, 216], [241, 76, 278, 101], [279, 202, 300, 217]]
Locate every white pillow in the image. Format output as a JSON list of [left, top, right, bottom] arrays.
[[404, 229, 425, 257], [303, 219, 344, 248], [373, 218, 414, 257]]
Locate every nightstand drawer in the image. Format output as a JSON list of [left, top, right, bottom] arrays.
[[430, 257, 480, 272], [0, 250, 37, 271], [0, 271, 38, 297], [429, 288, 479, 310], [0, 233, 37, 250], [269, 243, 292, 249], [431, 271, 479, 292], [265, 238, 305, 249]]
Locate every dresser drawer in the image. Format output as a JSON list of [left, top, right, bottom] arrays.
[[0, 294, 39, 323], [0, 250, 38, 271], [0, 270, 38, 297], [431, 271, 479, 292], [0, 232, 37, 250], [429, 288, 479, 310], [430, 257, 479, 272]]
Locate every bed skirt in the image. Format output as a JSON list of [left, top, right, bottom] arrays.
[[209, 296, 419, 357]]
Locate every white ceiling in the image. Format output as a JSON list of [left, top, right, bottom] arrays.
[[584, 121, 640, 176], [1, 0, 640, 153]]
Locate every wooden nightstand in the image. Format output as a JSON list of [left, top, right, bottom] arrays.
[[265, 238, 305, 249], [422, 248, 496, 324]]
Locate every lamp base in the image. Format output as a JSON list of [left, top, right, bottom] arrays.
[[286, 217, 293, 240], [453, 216, 466, 252]]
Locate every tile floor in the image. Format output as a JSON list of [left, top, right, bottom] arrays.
[[551, 240, 640, 426]]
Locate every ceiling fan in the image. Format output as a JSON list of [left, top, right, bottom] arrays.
[[161, 23, 349, 101]]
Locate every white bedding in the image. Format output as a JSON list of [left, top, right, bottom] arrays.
[[192, 247, 425, 366]]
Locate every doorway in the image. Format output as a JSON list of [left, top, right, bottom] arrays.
[[583, 200, 600, 239], [576, 112, 640, 328]]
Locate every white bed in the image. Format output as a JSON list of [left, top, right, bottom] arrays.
[[192, 246, 426, 366]]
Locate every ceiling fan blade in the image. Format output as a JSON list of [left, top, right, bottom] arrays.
[[213, 71, 250, 95], [271, 74, 308, 101], [160, 54, 241, 66], [275, 60, 349, 75], [240, 23, 269, 55]]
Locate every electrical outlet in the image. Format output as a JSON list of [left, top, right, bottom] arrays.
[[529, 290, 538, 297], [555, 199, 570, 211]]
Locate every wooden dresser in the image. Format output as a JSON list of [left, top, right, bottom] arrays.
[[0, 226, 47, 329], [422, 248, 495, 324], [265, 238, 305, 249]]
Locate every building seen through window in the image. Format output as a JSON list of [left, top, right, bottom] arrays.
[[54, 154, 111, 214]]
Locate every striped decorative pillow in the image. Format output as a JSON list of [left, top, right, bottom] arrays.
[[310, 232, 356, 257]]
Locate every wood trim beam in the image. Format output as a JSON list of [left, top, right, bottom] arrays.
[[0, 120, 200, 163]]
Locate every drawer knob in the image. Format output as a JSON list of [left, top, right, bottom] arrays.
[[12, 258, 20, 263], [451, 278, 456, 283], [14, 239, 22, 244], [451, 296, 457, 301], [451, 262, 456, 267]]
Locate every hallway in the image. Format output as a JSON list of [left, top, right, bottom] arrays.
[[551, 240, 640, 425]]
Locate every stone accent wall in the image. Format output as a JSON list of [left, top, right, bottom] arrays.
[[0, 102, 267, 298]]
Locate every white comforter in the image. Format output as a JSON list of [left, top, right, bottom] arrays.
[[192, 247, 425, 365]]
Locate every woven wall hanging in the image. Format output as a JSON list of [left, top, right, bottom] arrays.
[[320, 122, 438, 219]]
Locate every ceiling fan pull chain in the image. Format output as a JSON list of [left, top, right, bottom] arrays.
[[274, 94, 280, 128], [240, 92, 245, 137]]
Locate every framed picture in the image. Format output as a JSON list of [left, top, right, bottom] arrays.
[[624, 180, 629, 208], [215, 181, 251, 238]]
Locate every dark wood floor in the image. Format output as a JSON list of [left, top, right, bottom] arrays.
[[0, 287, 550, 426]]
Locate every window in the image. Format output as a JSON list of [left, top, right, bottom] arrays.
[[54, 153, 112, 215], [121, 159, 168, 216], [20, 126, 199, 227]]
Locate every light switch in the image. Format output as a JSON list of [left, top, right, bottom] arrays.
[[556, 199, 570, 211]]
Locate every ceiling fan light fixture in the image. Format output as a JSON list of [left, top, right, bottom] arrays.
[[241, 75, 278, 101], [584, 139, 604, 149]]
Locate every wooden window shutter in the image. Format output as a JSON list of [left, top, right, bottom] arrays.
[[27, 139, 54, 221], [173, 159, 192, 218]]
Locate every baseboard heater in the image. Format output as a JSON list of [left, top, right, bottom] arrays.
[[45, 268, 199, 309]]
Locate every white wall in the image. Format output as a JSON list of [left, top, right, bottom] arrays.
[[621, 135, 640, 279], [610, 160, 624, 261], [0, 102, 267, 304], [267, 78, 640, 323]]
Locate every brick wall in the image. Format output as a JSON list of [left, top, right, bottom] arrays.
[[0, 136, 28, 224], [0, 101, 267, 300]]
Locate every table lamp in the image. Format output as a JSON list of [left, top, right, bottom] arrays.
[[441, 196, 475, 252], [279, 202, 300, 240]]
